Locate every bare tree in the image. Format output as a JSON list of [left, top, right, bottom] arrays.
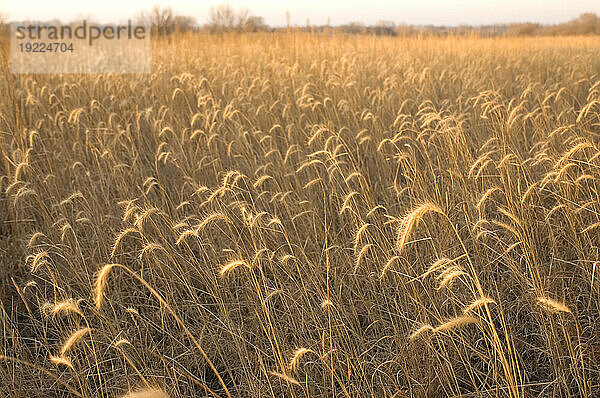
[[138, 6, 198, 35], [374, 20, 396, 36], [173, 15, 197, 33], [506, 22, 540, 36], [207, 4, 263, 33], [339, 22, 365, 35], [207, 4, 236, 33], [235, 8, 250, 32], [575, 13, 600, 35], [139, 6, 175, 36], [244, 16, 268, 32]]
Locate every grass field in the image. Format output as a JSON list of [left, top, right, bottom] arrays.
[[1, 33, 600, 397]]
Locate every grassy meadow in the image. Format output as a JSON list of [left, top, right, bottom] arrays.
[[1, 33, 600, 397]]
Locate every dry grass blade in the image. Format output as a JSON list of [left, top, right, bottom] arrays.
[[1, 355, 82, 396], [91, 263, 233, 398]]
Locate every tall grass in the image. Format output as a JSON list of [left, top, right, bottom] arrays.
[[1, 33, 600, 397]]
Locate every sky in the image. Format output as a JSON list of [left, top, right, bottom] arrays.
[[3, 0, 600, 27]]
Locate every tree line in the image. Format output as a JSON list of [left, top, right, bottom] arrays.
[[137, 6, 600, 37], [1, 6, 599, 37]]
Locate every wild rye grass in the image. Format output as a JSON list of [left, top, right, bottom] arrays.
[[1, 33, 600, 397]]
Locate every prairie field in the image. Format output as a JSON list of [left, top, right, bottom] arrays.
[[1, 33, 600, 397]]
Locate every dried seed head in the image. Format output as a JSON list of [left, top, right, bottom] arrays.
[[269, 371, 300, 386], [537, 297, 571, 314], [409, 324, 434, 340], [289, 347, 314, 372], [434, 316, 479, 333], [397, 203, 443, 253], [120, 388, 171, 398], [220, 260, 248, 277], [60, 328, 91, 356]]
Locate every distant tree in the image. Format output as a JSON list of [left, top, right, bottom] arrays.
[[235, 8, 250, 32], [173, 15, 197, 33], [138, 6, 198, 35], [395, 23, 413, 37], [138, 6, 174, 35], [244, 16, 268, 32], [506, 22, 540, 36], [374, 20, 396, 36], [339, 22, 365, 35], [206, 4, 264, 33], [574, 13, 599, 34], [207, 4, 236, 33], [506, 13, 599, 37]]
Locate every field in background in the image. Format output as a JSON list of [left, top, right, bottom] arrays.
[[1, 34, 600, 397]]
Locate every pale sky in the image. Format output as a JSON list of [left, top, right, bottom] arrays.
[[3, 0, 599, 27]]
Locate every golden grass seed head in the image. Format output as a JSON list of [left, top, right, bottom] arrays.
[[536, 297, 571, 314], [60, 328, 91, 356], [289, 347, 314, 372], [220, 260, 249, 277], [434, 316, 479, 333], [396, 203, 443, 253], [120, 388, 171, 398], [269, 371, 301, 386], [409, 324, 434, 341], [463, 296, 496, 314]]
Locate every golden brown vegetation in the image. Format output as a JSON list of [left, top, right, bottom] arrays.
[[1, 33, 600, 397]]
